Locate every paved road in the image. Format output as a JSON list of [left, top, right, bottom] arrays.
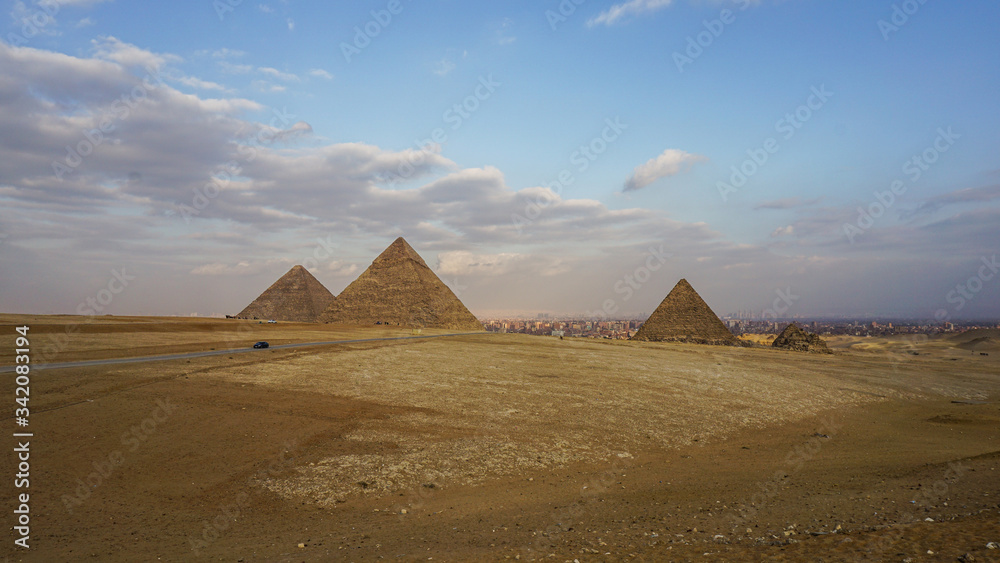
[[0, 332, 488, 373]]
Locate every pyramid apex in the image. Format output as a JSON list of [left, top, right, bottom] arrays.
[[374, 236, 428, 269]]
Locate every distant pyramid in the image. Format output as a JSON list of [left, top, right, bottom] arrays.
[[772, 323, 831, 353], [319, 237, 483, 330], [237, 265, 336, 322], [631, 279, 737, 345]]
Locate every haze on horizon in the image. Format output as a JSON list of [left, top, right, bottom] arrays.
[[0, 1, 998, 320]]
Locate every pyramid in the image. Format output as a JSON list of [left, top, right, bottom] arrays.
[[772, 323, 831, 353], [237, 265, 336, 322], [630, 279, 737, 345], [319, 237, 483, 331]]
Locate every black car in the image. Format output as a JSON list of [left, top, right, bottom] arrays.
[[252, 341, 269, 349]]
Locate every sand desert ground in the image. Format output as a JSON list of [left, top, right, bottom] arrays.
[[2, 314, 999, 562]]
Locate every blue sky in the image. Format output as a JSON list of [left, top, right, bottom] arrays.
[[1, 0, 998, 319]]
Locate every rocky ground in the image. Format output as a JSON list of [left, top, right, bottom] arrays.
[[1, 317, 998, 562]]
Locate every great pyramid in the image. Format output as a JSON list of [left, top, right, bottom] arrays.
[[772, 323, 832, 353], [319, 237, 483, 331], [237, 265, 336, 322], [631, 278, 737, 345]]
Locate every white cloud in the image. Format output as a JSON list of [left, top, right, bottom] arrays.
[[322, 261, 359, 277], [287, 17, 294, 31], [219, 61, 253, 74], [262, 121, 313, 143], [54, 0, 113, 5], [194, 97, 263, 113], [191, 259, 291, 276], [437, 251, 529, 276], [258, 4, 273, 13], [770, 225, 794, 237], [91, 36, 182, 70], [438, 251, 574, 279], [175, 75, 228, 91], [308, 68, 333, 80], [623, 149, 706, 192], [252, 80, 286, 92], [210, 48, 245, 59], [588, 0, 675, 27], [76, 17, 95, 28], [257, 66, 299, 81], [0, 39, 261, 219]]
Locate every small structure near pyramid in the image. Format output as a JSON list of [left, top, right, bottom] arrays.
[[772, 323, 832, 353], [319, 237, 483, 331], [237, 265, 336, 322], [631, 279, 737, 345]]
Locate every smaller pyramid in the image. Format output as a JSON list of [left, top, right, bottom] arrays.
[[631, 279, 737, 345], [319, 237, 483, 330], [237, 265, 336, 322], [772, 323, 831, 353]]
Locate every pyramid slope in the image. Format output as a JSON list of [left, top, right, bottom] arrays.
[[772, 323, 832, 354], [319, 237, 483, 331], [631, 279, 737, 345], [237, 265, 336, 323]]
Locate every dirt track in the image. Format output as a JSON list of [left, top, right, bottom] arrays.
[[2, 317, 999, 562]]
